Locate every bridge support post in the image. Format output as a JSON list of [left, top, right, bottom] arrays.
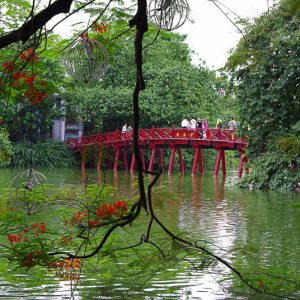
[[192, 148, 204, 176], [148, 147, 156, 172], [130, 150, 145, 172], [238, 155, 248, 178], [168, 147, 184, 175], [148, 147, 164, 172], [214, 149, 226, 177], [114, 148, 128, 171], [168, 148, 176, 175]]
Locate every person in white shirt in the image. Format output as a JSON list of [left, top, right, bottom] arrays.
[[228, 117, 237, 130], [190, 118, 197, 129], [122, 123, 127, 139], [181, 118, 189, 128]]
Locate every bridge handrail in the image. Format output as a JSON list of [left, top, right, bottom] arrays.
[[68, 127, 247, 148]]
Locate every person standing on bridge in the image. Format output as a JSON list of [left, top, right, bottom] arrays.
[[216, 116, 223, 129], [202, 118, 208, 138], [122, 123, 127, 139], [181, 118, 189, 128], [228, 117, 237, 130], [197, 118, 203, 138], [127, 125, 133, 134], [190, 117, 197, 129]]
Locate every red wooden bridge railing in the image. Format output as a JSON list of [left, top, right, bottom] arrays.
[[68, 127, 248, 178]]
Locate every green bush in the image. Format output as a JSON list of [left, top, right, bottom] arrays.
[[11, 141, 75, 168], [0, 128, 13, 167], [239, 137, 300, 190]]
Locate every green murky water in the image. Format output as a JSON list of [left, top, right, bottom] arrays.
[[0, 168, 299, 299]]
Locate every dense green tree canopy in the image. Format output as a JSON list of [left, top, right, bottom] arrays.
[[64, 30, 219, 133], [226, 1, 300, 153]]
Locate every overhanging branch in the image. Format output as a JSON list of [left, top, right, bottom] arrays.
[[0, 0, 74, 49]]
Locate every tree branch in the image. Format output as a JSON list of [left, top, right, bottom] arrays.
[[0, 0, 74, 49]]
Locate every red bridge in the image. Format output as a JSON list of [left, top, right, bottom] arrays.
[[69, 127, 248, 178]]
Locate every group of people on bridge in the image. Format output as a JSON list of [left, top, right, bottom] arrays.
[[181, 116, 237, 131]]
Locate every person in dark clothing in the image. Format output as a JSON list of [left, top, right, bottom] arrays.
[[197, 118, 203, 138]]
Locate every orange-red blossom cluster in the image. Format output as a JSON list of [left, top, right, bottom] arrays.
[[1, 48, 48, 105], [70, 200, 128, 229], [48, 258, 81, 281], [7, 221, 47, 245], [93, 21, 108, 33]]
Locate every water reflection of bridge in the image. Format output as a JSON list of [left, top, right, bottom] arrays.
[[70, 127, 248, 178]]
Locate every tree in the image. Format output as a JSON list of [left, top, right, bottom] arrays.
[[64, 29, 219, 132], [226, 0, 300, 153], [226, 0, 300, 189]]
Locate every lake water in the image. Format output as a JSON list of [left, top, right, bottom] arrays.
[[0, 168, 299, 299]]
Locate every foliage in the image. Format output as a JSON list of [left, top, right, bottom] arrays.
[[239, 138, 300, 190], [226, 1, 300, 154], [0, 0, 32, 32], [0, 128, 12, 167], [64, 29, 220, 133], [0, 35, 65, 142], [11, 141, 75, 168], [0, 183, 130, 269]]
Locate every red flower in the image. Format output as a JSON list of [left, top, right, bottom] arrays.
[[7, 233, 22, 244], [80, 33, 88, 39], [19, 49, 39, 62], [88, 220, 96, 228], [24, 75, 35, 85], [20, 71, 27, 78], [10, 81, 20, 87], [12, 71, 20, 80], [114, 200, 127, 211], [2, 61, 15, 73], [31, 221, 47, 233], [20, 53, 27, 60], [21, 252, 35, 267]]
